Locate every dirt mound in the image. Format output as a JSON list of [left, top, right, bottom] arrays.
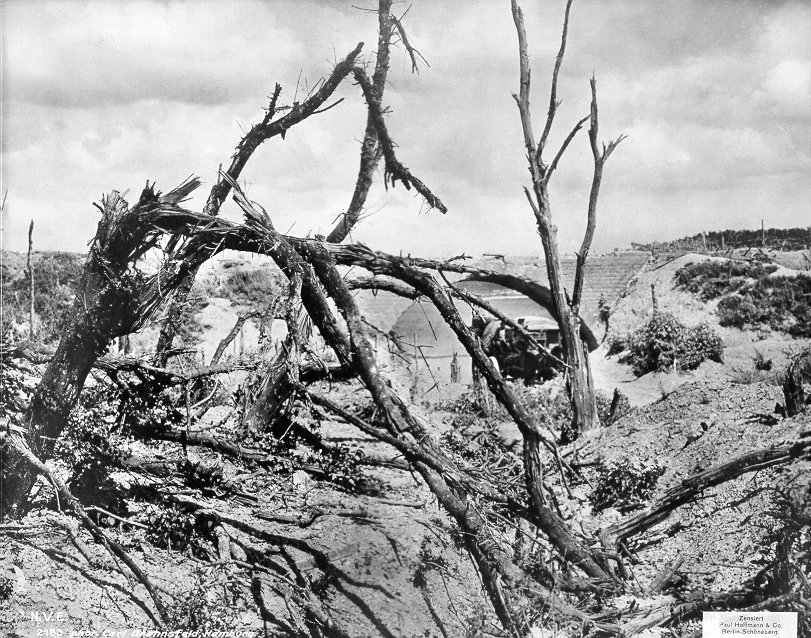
[[574, 379, 809, 593], [0, 378, 493, 637]]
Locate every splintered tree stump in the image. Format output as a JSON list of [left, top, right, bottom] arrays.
[[783, 360, 805, 417], [472, 363, 494, 416]]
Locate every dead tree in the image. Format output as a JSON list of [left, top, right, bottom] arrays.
[[203, 189, 579, 633], [511, 0, 625, 440]]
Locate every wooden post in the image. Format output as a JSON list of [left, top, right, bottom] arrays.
[[27, 220, 35, 339], [410, 333, 419, 401]]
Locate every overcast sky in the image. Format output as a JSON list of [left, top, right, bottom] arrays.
[[1, 0, 809, 258]]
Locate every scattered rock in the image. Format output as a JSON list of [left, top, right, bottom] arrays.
[[292, 469, 312, 489]]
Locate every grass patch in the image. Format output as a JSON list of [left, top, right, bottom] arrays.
[[1, 251, 84, 342]]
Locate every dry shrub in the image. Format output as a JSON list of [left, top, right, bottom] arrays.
[[628, 312, 723, 376], [590, 458, 665, 513]]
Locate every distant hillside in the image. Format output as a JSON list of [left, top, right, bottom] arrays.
[[632, 226, 810, 253], [1, 249, 652, 348], [1, 250, 86, 342]]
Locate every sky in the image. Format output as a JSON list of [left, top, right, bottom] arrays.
[[1, 0, 809, 259]]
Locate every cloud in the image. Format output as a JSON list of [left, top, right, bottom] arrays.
[[2, 0, 355, 107], [762, 60, 811, 114], [1, 0, 809, 258]]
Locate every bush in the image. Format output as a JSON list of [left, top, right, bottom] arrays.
[[164, 567, 248, 633], [606, 332, 628, 356], [596, 389, 631, 426], [627, 312, 723, 375], [717, 295, 763, 329], [145, 504, 211, 557], [435, 390, 488, 416], [628, 312, 686, 375], [440, 427, 524, 503], [676, 259, 811, 337], [639, 227, 811, 252], [788, 300, 811, 338], [675, 260, 778, 301], [204, 266, 284, 314], [753, 349, 773, 372], [590, 458, 665, 513], [681, 321, 724, 369], [729, 366, 772, 385], [57, 385, 130, 512], [750, 479, 810, 638]]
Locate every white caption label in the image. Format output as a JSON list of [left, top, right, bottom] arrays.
[[703, 612, 797, 638]]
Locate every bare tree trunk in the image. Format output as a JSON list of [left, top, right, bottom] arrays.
[[242, 4, 393, 433], [210, 312, 259, 366], [326, 0, 392, 243], [562, 326, 600, 441], [1, 182, 200, 518], [3, 193, 136, 515]]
